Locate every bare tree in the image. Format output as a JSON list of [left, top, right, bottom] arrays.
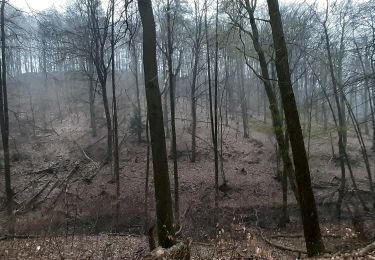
[[138, 0, 175, 248], [204, 0, 219, 203], [131, 40, 143, 143], [165, 0, 181, 227], [0, 0, 14, 235], [266, 0, 325, 256], [87, 0, 113, 162], [188, 0, 204, 163], [110, 0, 120, 229]]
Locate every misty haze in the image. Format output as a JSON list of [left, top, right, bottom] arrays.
[[0, 0, 375, 259]]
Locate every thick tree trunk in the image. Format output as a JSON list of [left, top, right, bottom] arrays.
[[0, 0, 14, 235], [138, 0, 175, 248], [266, 0, 325, 256]]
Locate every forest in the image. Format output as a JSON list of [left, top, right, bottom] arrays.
[[0, 0, 375, 258]]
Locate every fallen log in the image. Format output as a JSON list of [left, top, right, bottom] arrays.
[[47, 163, 80, 210], [358, 241, 375, 256], [258, 230, 307, 255], [20, 180, 52, 212], [28, 166, 56, 175]]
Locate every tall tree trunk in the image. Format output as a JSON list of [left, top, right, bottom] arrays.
[[111, 0, 120, 230], [323, 14, 349, 218], [132, 43, 143, 143], [162, 58, 170, 139], [190, 41, 200, 162], [238, 60, 249, 138], [88, 0, 112, 162], [243, 0, 298, 200], [0, 0, 14, 235], [138, 0, 175, 248], [343, 96, 375, 208], [372, 76, 375, 151], [372, 78, 375, 151], [88, 58, 97, 137], [364, 86, 369, 135], [281, 130, 289, 227], [144, 116, 150, 234], [213, 0, 220, 202], [316, 70, 369, 213], [101, 78, 113, 162], [205, 0, 219, 201], [166, 0, 179, 226], [266, 0, 325, 256]]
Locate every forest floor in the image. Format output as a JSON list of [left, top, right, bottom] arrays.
[[0, 110, 375, 259]]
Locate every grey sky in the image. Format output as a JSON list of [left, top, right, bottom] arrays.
[[11, 0, 320, 12], [11, 0, 67, 11]]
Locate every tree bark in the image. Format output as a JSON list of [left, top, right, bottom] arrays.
[[191, 48, 198, 162], [238, 60, 249, 138], [111, 0, 120, 229], [132, 43, 142, 143], [88, 58, 97, 137], [205, 0, 219, 200], [166, 0, 179, 226], [266, 0, 325, 256], [88, 0, 112, 162], [243, 0, 298, 200], [138, 0, 175, 248], [0, 0, 14, 235]]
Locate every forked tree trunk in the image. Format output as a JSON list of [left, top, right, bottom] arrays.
[[266, 0, 325, 256], [138, 0, 175, 248], [88, 0, 112, 162]]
